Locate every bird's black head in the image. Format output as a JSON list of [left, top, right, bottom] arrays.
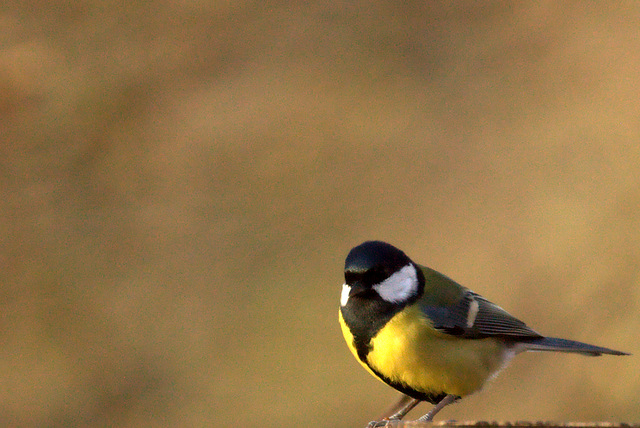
[[340, 241, 424, 361], [342, 241, 423, 307]]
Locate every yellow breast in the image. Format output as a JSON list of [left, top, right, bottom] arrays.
[[340, 305, 509, 398]]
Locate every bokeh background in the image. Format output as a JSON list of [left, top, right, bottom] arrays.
[[2, 1, 639, 426]]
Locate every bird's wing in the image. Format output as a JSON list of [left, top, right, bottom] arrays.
[[417, 265, 542, 340]]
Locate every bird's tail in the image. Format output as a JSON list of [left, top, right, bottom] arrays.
[[519, 337, 629, 356]]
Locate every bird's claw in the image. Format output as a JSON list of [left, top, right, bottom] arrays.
[[366, 418, 396, 427]]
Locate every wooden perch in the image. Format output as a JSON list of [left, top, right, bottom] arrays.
[[380, 422, 639, 428]]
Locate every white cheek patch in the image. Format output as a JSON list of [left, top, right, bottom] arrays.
[[373, 264, 418, 303], [340, 283, 351, 307]]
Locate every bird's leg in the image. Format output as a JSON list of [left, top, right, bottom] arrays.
[[366, 397, 421, 427], [387, 397, 421, 420], [416, 394, 457, 422]]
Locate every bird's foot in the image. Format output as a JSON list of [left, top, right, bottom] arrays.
[[366, 418, 396, 427]]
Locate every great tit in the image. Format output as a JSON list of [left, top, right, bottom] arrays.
[[339, 241, 628, 425]]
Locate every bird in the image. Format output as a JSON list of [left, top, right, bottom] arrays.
[[338, 240, 629, 426]]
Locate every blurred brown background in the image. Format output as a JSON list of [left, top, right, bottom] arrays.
[[2, 1, 639, 426]]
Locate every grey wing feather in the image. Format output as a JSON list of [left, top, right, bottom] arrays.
[[421, 290, 543, 340], [517, 336, 629, 356]]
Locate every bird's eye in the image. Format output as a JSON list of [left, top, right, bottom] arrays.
[[365, 266, 390, 285], [345, 265, 392, 287], [344, 271, 360, 285]]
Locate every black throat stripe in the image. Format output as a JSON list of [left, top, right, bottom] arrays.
[[365, 362, 452, 404], [341, 295, 451, 404], [340, 296, 399, 361]]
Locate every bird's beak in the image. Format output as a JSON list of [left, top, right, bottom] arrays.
[[341, 282, 367, 306], [348, 283, 367, 297]]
